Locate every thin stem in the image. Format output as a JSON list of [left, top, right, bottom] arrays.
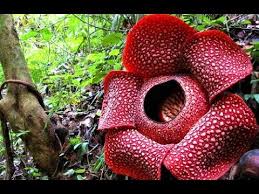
[[73, 14, 126, 33], [0, 112, 15, 180]]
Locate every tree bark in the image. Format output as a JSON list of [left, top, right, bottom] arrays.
[[0, 14, 59, 175]]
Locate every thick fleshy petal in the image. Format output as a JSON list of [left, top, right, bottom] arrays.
[[98, 71, 143, 131], [136, 75, 209, 144], [123, 14, 196, 77], [104, 129, 172, 180], [183, 30, 253, 101], [163, 93, 257, 180]]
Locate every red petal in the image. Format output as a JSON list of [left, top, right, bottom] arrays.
[[163, 93, 257, 180], [123, 14, 196, 78], [98, 71, 143, 131], [136, 75, 209, 144], [105, 129, 172, 180], [183, 30, 253, 101]]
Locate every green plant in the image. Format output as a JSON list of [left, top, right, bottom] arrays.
[[12, 14, 126, 112], [0, 134, 4, 157], [93, 152, 104, 172], [251, 41, 259, 63], [24, 166, 47, 179], [180, 14, 227, 31], [69, 136, 88, 158]]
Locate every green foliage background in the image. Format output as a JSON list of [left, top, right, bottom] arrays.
[[0, 14, 258, 179], [5, 14, 128, 112]]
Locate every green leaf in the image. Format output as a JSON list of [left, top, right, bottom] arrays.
[[254, 94, 259, 104], [102, 33, 123, 46], [96, 109, 102, 117], [244, 94, 252, 101], [41, 176, 49, 180], [41, 29, 52, 41], [215, 16, 226, 24], [81, 142, 88, 154], [252, 41, 259, 50], [80, 79, 92, 87], [196, 25, 206, 31], [250, 79, 259, 84], [202, 15, 211, 24], [241, 19, 251, 25], [252, 40, 259, 49], [73, 143, 82, 150], [93, 153, 104, 172], [252, 50, 259, 62], [76, 175, 84, 180], [66, 36, 84, 52], [32, 172, 41, 177], [92, 72, 107, 84], [75, 168, 86, 174], [109, 49, 120, 56], [16, 130, 30, 138], [71, 78, 81, 87], [87, 64, 100, 75], [20, 30, 38, 41], [86, 52, 105, 62], [113, 62, 122, 70], [69, 136, 81, 146], [244, 94, 259, 103]]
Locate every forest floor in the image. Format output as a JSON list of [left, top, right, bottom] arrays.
[[0, 14, 259, 180], [0, 83, 127, 180]]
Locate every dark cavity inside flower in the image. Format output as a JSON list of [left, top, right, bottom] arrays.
[[144, 80, 185, 123]]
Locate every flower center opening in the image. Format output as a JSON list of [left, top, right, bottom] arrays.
[[144, 80, 185, 123]]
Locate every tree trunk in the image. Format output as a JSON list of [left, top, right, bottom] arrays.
[[0, 14, 59, 175]]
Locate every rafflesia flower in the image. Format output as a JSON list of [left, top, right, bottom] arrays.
[[98, 14, 258, 180]]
